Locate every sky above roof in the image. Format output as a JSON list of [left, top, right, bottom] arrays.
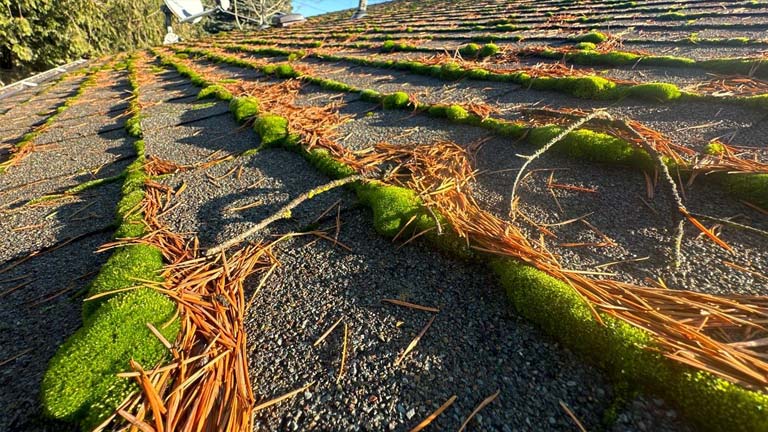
[[292, 0, 392, 17]]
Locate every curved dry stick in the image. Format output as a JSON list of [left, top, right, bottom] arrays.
[[205, 174, 368, 256], [509, 109, 609, 218]]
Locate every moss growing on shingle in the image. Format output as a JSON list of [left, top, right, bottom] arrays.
[[571, 31, 608, 44], [356, 182, 424, 236], [382, 91, 411, 109], [445, 104, 469, 121], [529, 75, 617, 99], [229, 96, 260, 123], [81, 244, 164, 317], [41, 288, 178, 428], [360, 89, 383, 103], [704, 142, 726, 156], [575, 42, 597, 50], [275, 63, 299, 78], [440, 62, 465, 80], [625, 83, 682, 101], [459, 43, 481, 57], [197, 85, 233, 101], [718, 173, 768, 208], [659, 11, 688, 21], [491, 257, 768, 432], [254, 114, 289, 147], [528, 126, 652, 169], [479, 43, 500, 58]]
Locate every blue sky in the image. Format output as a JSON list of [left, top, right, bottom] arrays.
[[292, 0, 392, 17]]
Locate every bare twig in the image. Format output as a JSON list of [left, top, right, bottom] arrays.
[[206, 175, 369, 256], [509, 110, 609, 217]]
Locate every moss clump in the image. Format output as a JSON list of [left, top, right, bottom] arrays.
[[480, 118, 527, 137], [356, 182, 424, 236], [197, 85, 233, 101], [571, 31, 608, 44], [528, 126, 652, 169], [381, 40, 417, 52], [275, 63, 299, 78], [440, 62, 465, 80], [254, 114, 289, 147], [626, 83, 682, 102], [704, 142, 726, 156], [381, 40, 397, 51], [427, 104, 449, 118], [229, 97, 260, 123], [530, 76, 616, 99], [467, 68, 491, 80], [659, 11, 687, 20], [360, 89, 383, 103], [382, 91, 411, 110], [445, 104, 469, 121], [575, 42, 597, 50], [459, 43, 481, 57], [305, 148, 357, 179], [82, 244, 164, 317], [719, 173, 768, 208], [317, 79, 354, 92], [479, 43, 500, 58], [41, 288, 179, 428], [124, 116, 142, 137]]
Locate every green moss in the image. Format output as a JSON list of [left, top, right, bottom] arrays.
[[382, 91, 411, 109], [530, 75, 617, 99], [254, 114, 289, 147], [575, 42, 597, 50], [467, 68, 491, 80], [719, 173, 768, 208], [41, 287, 178, 427], [659, 11, 687, 20], [480, 118, 527, 137], [445, 104, 469, 121], [479, 43, 500, 58], [471, 34, 497, 43], [704, 142, 726, 156], [571, 31, 608, 44], [382, 40, 397, 52], [275, 63, 299, 78], [626, 83, 682, 101], [528, 126, 652, 169], [82, 244, 164, 317], [305, 148, 357, 179], [356, 182, 423, 236], [124, 116, 142, 137], [440, 62, 465, 80], [360, 89, 383, 103], [317, 78, 354, 92], [459, 43, 481, 57], [197, 85, 233, 101], [229, 96, 260, 123]]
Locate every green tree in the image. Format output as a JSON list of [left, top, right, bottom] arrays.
[[0, 0, 200, 73]]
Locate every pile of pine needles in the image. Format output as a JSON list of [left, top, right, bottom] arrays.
[[371, 139, 768, 389], [98, 180, 280, 432]]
